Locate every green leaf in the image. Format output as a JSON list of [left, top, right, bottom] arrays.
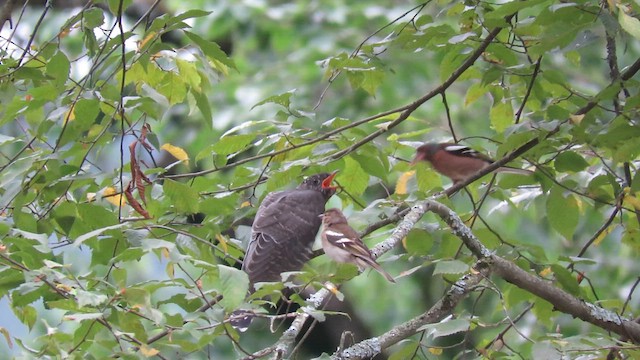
[[163, 179, 200, 214], [351, 152, 389, 182], [546, 187, 579, 240], [403, 229, 433, 256], [252, 90, 295, 110], [529, 295, 556, 330], [64, 312, 104, 321], [464, 82, 488, 107], [338, 157, 369, 196], [416, 163, 442, 191], [168, 9, 212, 25], [388, 341, 420, 360], [532, 341, 562, 359], [177, 59, 202, 90], [82, 8, 105, 29], [73, 98, 100, 129], [107, 0, 132, 15], [158, 72, 187, 105], [484, 0, 548, 21], [72, 224, 125, 246], [184, 31, 236, 70], [0, 268, 24, 298], [211, 134, 256, 155], [550, 264, 580, 296], [613, 140, 640, 164], [217, 265, 249, 312], [433, 260, 469, 275], [360, 68, 385, 96], [418, 318, 470, 338], [505, 286, 531, 308], [193, 90, 213, 127], [46, 51, 70, 86], [554, 151, 589, 172], [75, 289, 109, 307], [490, 99, 514, 133]]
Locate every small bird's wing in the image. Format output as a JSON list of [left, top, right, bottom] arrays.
[[441, 144, 494, 163], [324, 227, 396, 283], [323, 228, 371, 259], [243, 190, 326, 285], [441, 144, 533, 177]]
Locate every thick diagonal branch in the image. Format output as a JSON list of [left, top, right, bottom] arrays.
[[425, 200, 640, 344]]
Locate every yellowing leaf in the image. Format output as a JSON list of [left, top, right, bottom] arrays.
[[594, 224, 616, 246], [326, 282, 339, 295], [58, 28, 71, 39], [395, 170, 415, 195], [240, 201, 251, 208], [0, 327, 12, 349], [139, 345, 159, 358], [161, 248, 170, 259], [56, 284, 73, 292], [539, 267, 552, 277], [215, 233, 229, 253], [624, 194, 640, 211], [374, 121, 392, 130], [166, 262, 174, 279], [103, 187, 125, 206], [64, 104, 76, 124], [139, 31, 156, 50], [161, 143, 190, 165], [569, 114, 584, 125], [428, 347, 443, 355]]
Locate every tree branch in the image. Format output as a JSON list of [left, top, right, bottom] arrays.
[[332, 265, 489, 359], [424, 200, 640, 344]]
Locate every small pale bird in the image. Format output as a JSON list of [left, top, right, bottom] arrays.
[[320, 208, 395, 283], [412, 142, 532, 184]]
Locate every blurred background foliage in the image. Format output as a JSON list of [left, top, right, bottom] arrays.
[[0, 0, 640, 358]]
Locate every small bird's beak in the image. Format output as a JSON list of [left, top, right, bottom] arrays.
[[410, 152, 425, 166], [321, 170, 339, 190]]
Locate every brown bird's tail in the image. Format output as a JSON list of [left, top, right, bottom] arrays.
[[357, 256, 395, 283]]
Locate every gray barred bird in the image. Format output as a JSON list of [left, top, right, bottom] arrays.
[[320, 208, 395, 283], [242, 172, 338, 289], [412, 142, 532, 184]]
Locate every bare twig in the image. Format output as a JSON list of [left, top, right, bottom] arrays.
[[514, 56, 542, 124]]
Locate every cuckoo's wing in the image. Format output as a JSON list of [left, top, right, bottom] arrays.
[[243, 190, 326, 285]]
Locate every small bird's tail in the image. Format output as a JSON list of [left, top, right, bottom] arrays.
[[373, 262, 396, 283], [359, 256, 396, 283], [496, 166, 534, 176]]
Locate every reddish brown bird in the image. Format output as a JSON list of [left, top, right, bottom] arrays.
[[412, 142, 532, 184], [320, 208, 395, 283], [242, 172, 338, 289]]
